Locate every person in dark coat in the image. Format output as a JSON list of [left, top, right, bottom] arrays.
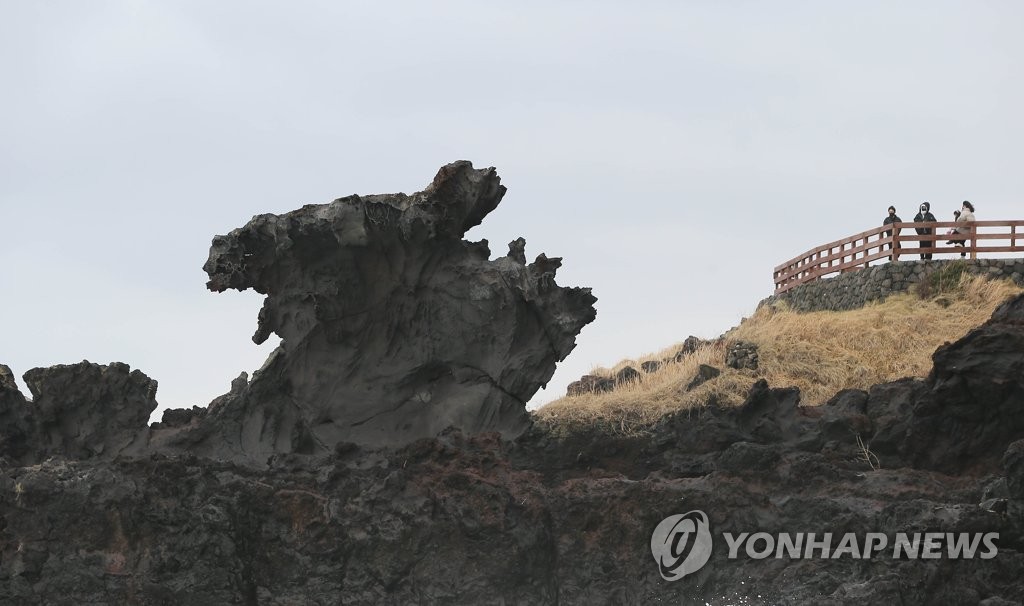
[[883, 205, 902, 260], [913, 202, 937, 259]]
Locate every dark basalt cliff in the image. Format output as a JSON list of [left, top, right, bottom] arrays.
[[1, 296, 1022, 604], [2, 164, 1024, 604]]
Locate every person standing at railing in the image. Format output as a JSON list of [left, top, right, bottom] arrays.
[[913, 202, 937, 260], [953, 200, 976, 258], [945, 210, 962, 243], [883, 205, 902, 261]]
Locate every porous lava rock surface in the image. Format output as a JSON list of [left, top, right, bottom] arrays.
[[2, 294, 1024, 604], [0, 362, 156, 466], [173, 161, 596, 459], [128, 161, 591, 464]]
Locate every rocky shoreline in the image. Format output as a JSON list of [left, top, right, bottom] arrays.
[[2, 292, 1022, 604]]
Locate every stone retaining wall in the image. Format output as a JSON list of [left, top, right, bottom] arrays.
[[760, 258, 1024, 312]]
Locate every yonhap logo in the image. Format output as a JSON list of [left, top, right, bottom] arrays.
[[651, 510, 713, 581], [650, 509, 999, 581]]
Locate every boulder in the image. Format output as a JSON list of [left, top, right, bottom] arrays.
[[672, 335, 705, 362], [640, 360, 661, 374], [614, 366, 640, 385], [566, 374, 615, 397], [725, 340, 759, 370], [685, 363, 721, 391]]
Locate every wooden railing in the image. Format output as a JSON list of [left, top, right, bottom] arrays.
[[773, 220, 1024, 293]]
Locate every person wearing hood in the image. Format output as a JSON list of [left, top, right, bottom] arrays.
[[913, 202, 937, 259], [882, 205, 902, 260]]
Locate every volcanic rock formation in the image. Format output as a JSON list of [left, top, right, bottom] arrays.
[[175, 161, 595, 460], [2, 294, 1024, 604], [0, 362, 156, 466], [0, 162, 597, 466]]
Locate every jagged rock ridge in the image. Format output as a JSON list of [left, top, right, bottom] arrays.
[[1, 294, 1023, 604], [0, 161, 597, 465], [0, 362, 156, 466], [184, 161, 596, 459]]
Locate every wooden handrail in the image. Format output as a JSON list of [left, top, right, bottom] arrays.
[[773, 220, 1024, 293]]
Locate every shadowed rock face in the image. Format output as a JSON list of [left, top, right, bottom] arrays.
[[0, 362, 156, 466], [0, 365, 33, 463], [173, 161, 596, 460], [2, 294, 1024, 604]]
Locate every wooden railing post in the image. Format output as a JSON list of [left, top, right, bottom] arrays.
[[970, 224, 977, 260], [892, 224, 901, 262]]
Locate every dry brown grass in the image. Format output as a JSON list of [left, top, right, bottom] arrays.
[[536, 274, 1021, 435], [535, 343, 752, 435]]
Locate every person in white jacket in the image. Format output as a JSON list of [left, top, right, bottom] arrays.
[[954, 200, 976, 257]]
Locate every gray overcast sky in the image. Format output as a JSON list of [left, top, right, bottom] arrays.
[[2, 1, 1022, 420]]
